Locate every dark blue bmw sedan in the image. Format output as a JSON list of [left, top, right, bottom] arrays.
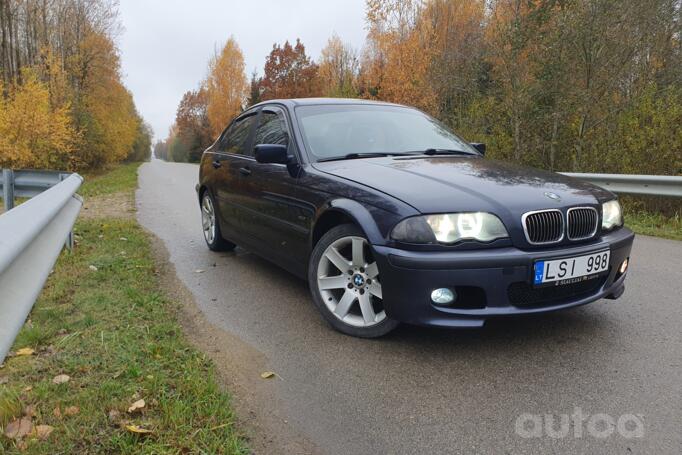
[[197, 98, 634, 337]]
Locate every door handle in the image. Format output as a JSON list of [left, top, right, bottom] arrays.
[[238, 166, 251, 176], [212, 160, 222, 169]]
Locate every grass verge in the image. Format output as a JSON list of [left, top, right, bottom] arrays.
[[625, 210, 682, 241], [79, 162, 143, 198], [0, 163, 248, 454]]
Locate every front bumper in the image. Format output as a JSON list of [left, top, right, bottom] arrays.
[[373, 227, 634, 328]]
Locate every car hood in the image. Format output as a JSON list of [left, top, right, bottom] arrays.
[[313, 156, 614, 215]]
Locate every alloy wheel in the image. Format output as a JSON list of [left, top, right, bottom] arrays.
[[201, 194, 216, 245], [316, 235, 386, 328]]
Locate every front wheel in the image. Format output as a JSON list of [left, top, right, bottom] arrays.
[[201, 191, 236, 252], [308, 224, 399, 338]]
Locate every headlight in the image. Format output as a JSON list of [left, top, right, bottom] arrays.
[[391, 212, 509, 244], [602, 200, 623, 230]]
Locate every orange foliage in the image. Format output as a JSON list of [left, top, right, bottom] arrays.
[[259, 39, 322, 100], [363, 0, 438, 114]]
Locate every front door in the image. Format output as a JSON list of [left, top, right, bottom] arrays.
[[240, 106, 310, 273]]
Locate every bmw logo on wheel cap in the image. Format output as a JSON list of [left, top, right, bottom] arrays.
[[353, 274, 365, 287], [544, 191, 561, 202]]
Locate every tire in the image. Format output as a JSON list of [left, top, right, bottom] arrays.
[[308, 224, 399, 338], [200, 191, 236, 252]]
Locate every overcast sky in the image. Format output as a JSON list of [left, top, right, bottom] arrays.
[[118, 0, 368, 141]]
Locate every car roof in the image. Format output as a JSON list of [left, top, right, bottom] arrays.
[[251, 97, 405, 109]]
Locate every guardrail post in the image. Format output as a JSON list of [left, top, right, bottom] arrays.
[[2, 169, 15, 212], [59, 173, 75, 251]]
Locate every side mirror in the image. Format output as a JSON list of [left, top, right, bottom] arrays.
[[471, 143, 486, 155], [255, 144, 289, 164]]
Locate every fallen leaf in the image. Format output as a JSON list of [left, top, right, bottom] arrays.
[[64, 406, 79, 416], [88, 265, 98, 271], [53, 407, 62, 419], [125, 424, 153, 434], [119, 237, 128, 241], [260, 371, 276, 379], [15, 348, 35, 357], [23, 386, 32, 392], [33, 425, 54, 440], [127, 399, 145, 413], [4, 417, 33, 440], [22, 405, 36, 417], [52, 374, 70, 385], [194, 269, 205, 273]]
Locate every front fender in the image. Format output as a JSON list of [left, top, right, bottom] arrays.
[[317, 198, 403, 246]]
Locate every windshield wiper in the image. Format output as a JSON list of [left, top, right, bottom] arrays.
[[317, 152, 396, 162], [411, 148, 475, 156]]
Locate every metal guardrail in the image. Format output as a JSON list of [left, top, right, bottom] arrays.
[[0, 171, 83, 363], [561, 173, 682, 197], [2, 169, 73, 212]]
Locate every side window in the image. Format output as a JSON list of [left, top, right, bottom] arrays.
[[254, 110, 289, 146], [219, 114, 257, 156]]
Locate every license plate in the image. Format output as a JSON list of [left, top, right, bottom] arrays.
[[534, 250, 610, 286]]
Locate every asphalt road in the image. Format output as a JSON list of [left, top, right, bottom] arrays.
[[137, 159, 681, 454]]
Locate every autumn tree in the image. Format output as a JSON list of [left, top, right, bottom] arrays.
[[0, 0, 148, 170], [259, 39, 322, 100], [205, 37, 248, 138], [172, 87, 212, 162], [127, 118, 152, 162], [247, 69, 262, 106], [318, 34, 359, 97], [0, 70, 76, 169], [422, 0, 487, 127], [362, 0, 437, 113]]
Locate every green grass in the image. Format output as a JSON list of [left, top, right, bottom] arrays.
[[79, 162, 143, 198], [0, 163, 248, 454], [625, 210, 682, 240]]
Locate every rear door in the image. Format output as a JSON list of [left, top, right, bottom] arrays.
[[212, 111, 259, 241]]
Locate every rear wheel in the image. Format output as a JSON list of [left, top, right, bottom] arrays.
[[201, 191, 236, 252], [309, 224, 399, 338]]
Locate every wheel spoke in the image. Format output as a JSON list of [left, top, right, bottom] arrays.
[[318, 275, 348, 290], [325, 247, 351, 273], [365, 262, 379, 278], [358, 292, 376, 324], [368, 282, 382, 299], [334, 290, 356, 318], [351, 237, 365, 267]]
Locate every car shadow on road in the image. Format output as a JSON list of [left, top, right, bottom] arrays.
[[225, 247, 615, 355]]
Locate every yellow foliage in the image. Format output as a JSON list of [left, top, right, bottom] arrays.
[[69, 31, 141, 168], [0, 71, 76, 169], [319, 34, 358, 97], [206, 37, 248, 138]]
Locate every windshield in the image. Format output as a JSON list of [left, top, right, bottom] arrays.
[[295, 104, 478, 161]]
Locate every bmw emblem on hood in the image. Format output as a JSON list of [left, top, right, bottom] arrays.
[[544, 191, 561, 202]]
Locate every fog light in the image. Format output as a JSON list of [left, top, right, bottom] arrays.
[[431, 288, 456, 305], [619, 258, 629, 274]]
